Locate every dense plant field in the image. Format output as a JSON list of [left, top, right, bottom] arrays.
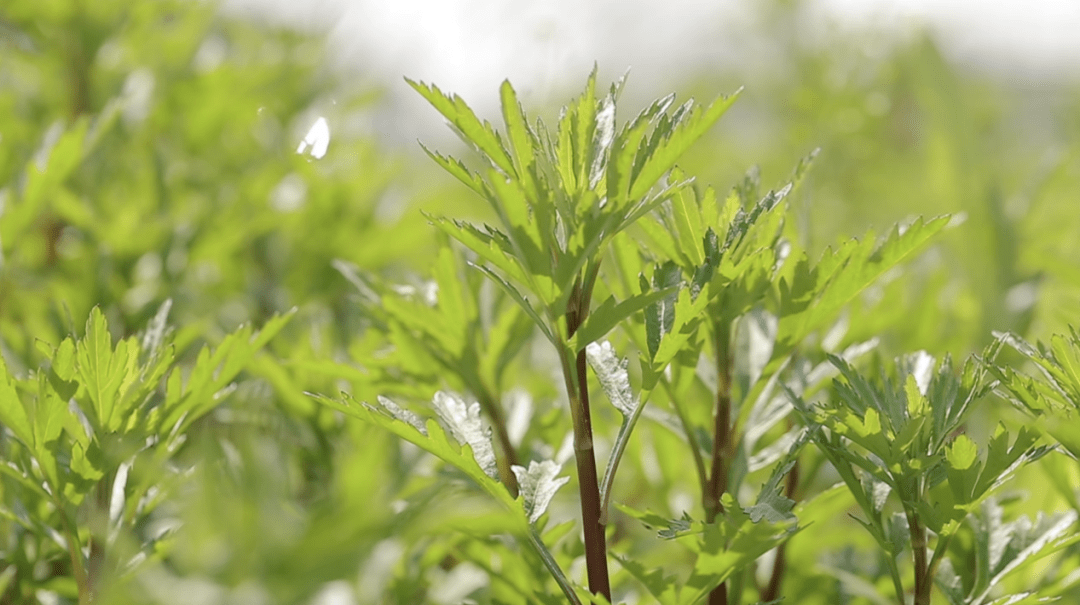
[[2, 1, 1080, 604]]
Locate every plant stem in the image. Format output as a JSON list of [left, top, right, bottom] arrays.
[[560, 276, 611, 602], [907, 509, 931, 605], [661, 379, 709, 496], [573, 347, 611, 600], [705, 319, 733, 605], [54, 496, 89, 605]]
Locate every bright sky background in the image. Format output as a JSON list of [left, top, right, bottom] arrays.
[[222, 0, 1080, 146]]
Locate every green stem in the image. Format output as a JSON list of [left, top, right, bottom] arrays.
[[54, 496, 89, 605], [527, 525, 584, 605], [660, 378, 709, 497], [907, 509, 931, 605]]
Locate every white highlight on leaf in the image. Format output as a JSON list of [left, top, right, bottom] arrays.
[[375, 395, 427, 435], [739, 308, 777, 388], [971, 498, 1078, 605], [141, 299, 173, 353], [588, 95, 616, 189], [504, 389, 533, 448], [297, 116, 330, 159], [108, 461, 130, 545], [907, 350, 935, 395], [512, 460, 570, 523], [431, 391, 498, 479], [585, 340, 638, 417]]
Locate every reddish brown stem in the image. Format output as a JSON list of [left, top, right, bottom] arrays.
[[561, 275, 610, 602], [705, 320, 733, 605], [574, 347, 610, 601]]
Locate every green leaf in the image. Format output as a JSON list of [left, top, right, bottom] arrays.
[[644, 262, 682, 359], [613, 554, 680, 604], [947, 434, 978, 470], [311, 391, 521, 517], [418, 143, 490, 199], [159, 308, 295, 434], [745, 436, 807, 524], [966, 500, 1079, 605], [773, 215, 950, 367], [76, 307, 139, 433], [407, 78, 515, 176], [499, 80, 538, 190], [470, 263, 556, 346], [685, 496, 795, 604], [669, 177, 706, 266], [628, 89, 740, 200], [568, 286, 677, 353], [0, 354, 33, 447]]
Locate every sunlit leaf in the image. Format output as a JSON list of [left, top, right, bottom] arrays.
[[432, 391, 499, 480], [512, 460, 570, 523]]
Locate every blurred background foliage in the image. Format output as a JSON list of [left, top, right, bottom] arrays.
[[0, 0, 1078, 603]]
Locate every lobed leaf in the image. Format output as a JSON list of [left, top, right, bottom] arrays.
[[407, 78, 515, 176], [432, 391, 499, 480], [512, 460, 570, 523]]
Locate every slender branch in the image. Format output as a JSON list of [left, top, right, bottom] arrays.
[[660, 378, 709, 495], [527, 525, 585, 605], [477, 389, 521, 497], [53, 495, 89, 605]]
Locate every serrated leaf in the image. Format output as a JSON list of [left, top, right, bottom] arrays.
[[947, 434, 978, 470], [470, 262, 556, 346], [669, 180, 705, 267], [644, 262, 681, 359], [159, 309, 294, 434], [773, 216, 950, 368], [613, 554, 680, 603], [968, 503, 1079, 605], [628, 89, 740, 200], [0, 354, 33, 447], [310, 391, 520, 515], [512, 460, 570, 523], [418, 143, 491, 199], [588, 92, 616, 189], [407, 78, 515, 176], [586, 339, 654, 524], [745, 431, 808, 524], [745, 460, 798, 524], [500, 80, 538, 188], [569, 286, 677, 353], [585, 341, 637, 417], [374, 395, 428, 434], [432, 391, 499, 480], [52, 338, 77, 382]]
